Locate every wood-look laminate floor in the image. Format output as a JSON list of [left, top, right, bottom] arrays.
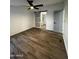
[[10, 27, 68, 59]]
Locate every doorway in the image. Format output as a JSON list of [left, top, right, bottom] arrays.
[[34, 11, 47, 30], [40, 12, 47, 30]]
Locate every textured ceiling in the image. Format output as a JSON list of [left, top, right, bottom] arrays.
[[10, 0, 64, 6], [33, 0, 64, 6]]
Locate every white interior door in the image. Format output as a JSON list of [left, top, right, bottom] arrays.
[[54, 10, 63, 33]]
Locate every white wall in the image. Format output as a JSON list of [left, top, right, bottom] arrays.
[[10, 6, 35, 36], [40, 3, 64, 31], [46, 10, 54, 30], [63, 0, 68, 52]]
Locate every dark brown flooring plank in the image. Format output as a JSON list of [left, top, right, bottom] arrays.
[[11, 35, 52, 59], [21, 31, 65, 50], [10, 27, 68, 59]]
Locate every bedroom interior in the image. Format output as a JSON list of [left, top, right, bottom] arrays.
[[10, 0, 68, 59]]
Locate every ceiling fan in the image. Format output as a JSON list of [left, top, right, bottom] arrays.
[[26, 0, 43, 10]]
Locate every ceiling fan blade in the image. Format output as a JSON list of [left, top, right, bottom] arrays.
[[34, 7, 39, 9], [27, 0, 33, 6], [34, 4, 43, 7]]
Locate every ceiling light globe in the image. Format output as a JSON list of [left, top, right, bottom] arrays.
[[30, 6, 34, 9]]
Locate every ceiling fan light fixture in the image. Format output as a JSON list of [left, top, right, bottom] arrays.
[[30, 6, 34, 9], [27, 0, 43, 10]]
